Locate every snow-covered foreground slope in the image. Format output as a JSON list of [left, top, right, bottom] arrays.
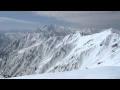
[[10, 66, 120, 79], [1, 27, 120, 78]]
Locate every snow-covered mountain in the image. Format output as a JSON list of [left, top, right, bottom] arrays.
[[0, 25, 120, 79], [0, 32, 26, 58]]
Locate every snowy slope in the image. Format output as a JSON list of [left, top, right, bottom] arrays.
[[4, 32, 25, 41], [1, 27, 120, 78], [0, 32, 26, 58], [10, 66, 120, 79]]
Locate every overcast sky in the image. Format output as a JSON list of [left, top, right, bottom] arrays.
[[0, 11, 120, 30]]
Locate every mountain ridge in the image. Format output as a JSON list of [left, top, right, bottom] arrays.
[[0, 25, 120, 78]]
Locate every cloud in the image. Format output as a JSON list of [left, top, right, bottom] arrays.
[[0, 17, 39, 24], [0, 17, 41, 30], [32, 11, 120, 26]]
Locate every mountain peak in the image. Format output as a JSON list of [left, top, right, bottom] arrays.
[[1, 26, 120, 78]]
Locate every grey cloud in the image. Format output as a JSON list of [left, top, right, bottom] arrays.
[[0, 17, 39, 24], [32, 11, 120, 28], [0, 17, 41, 30]]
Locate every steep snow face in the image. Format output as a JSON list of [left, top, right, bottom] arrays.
[[0, 34, 11, 49], [1, 28, 120, 78], [0, 32, 64, 77], [10, 66, 120, 79], [4, 33, 25, 41], [0, 32, 26, 58], [45, 29, 120, 72]]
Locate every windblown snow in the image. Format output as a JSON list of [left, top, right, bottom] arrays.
[[0, 25, 120, 79]]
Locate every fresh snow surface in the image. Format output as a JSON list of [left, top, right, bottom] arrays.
[[18, 43, 41, 54], [10, 66, 120, 79]]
